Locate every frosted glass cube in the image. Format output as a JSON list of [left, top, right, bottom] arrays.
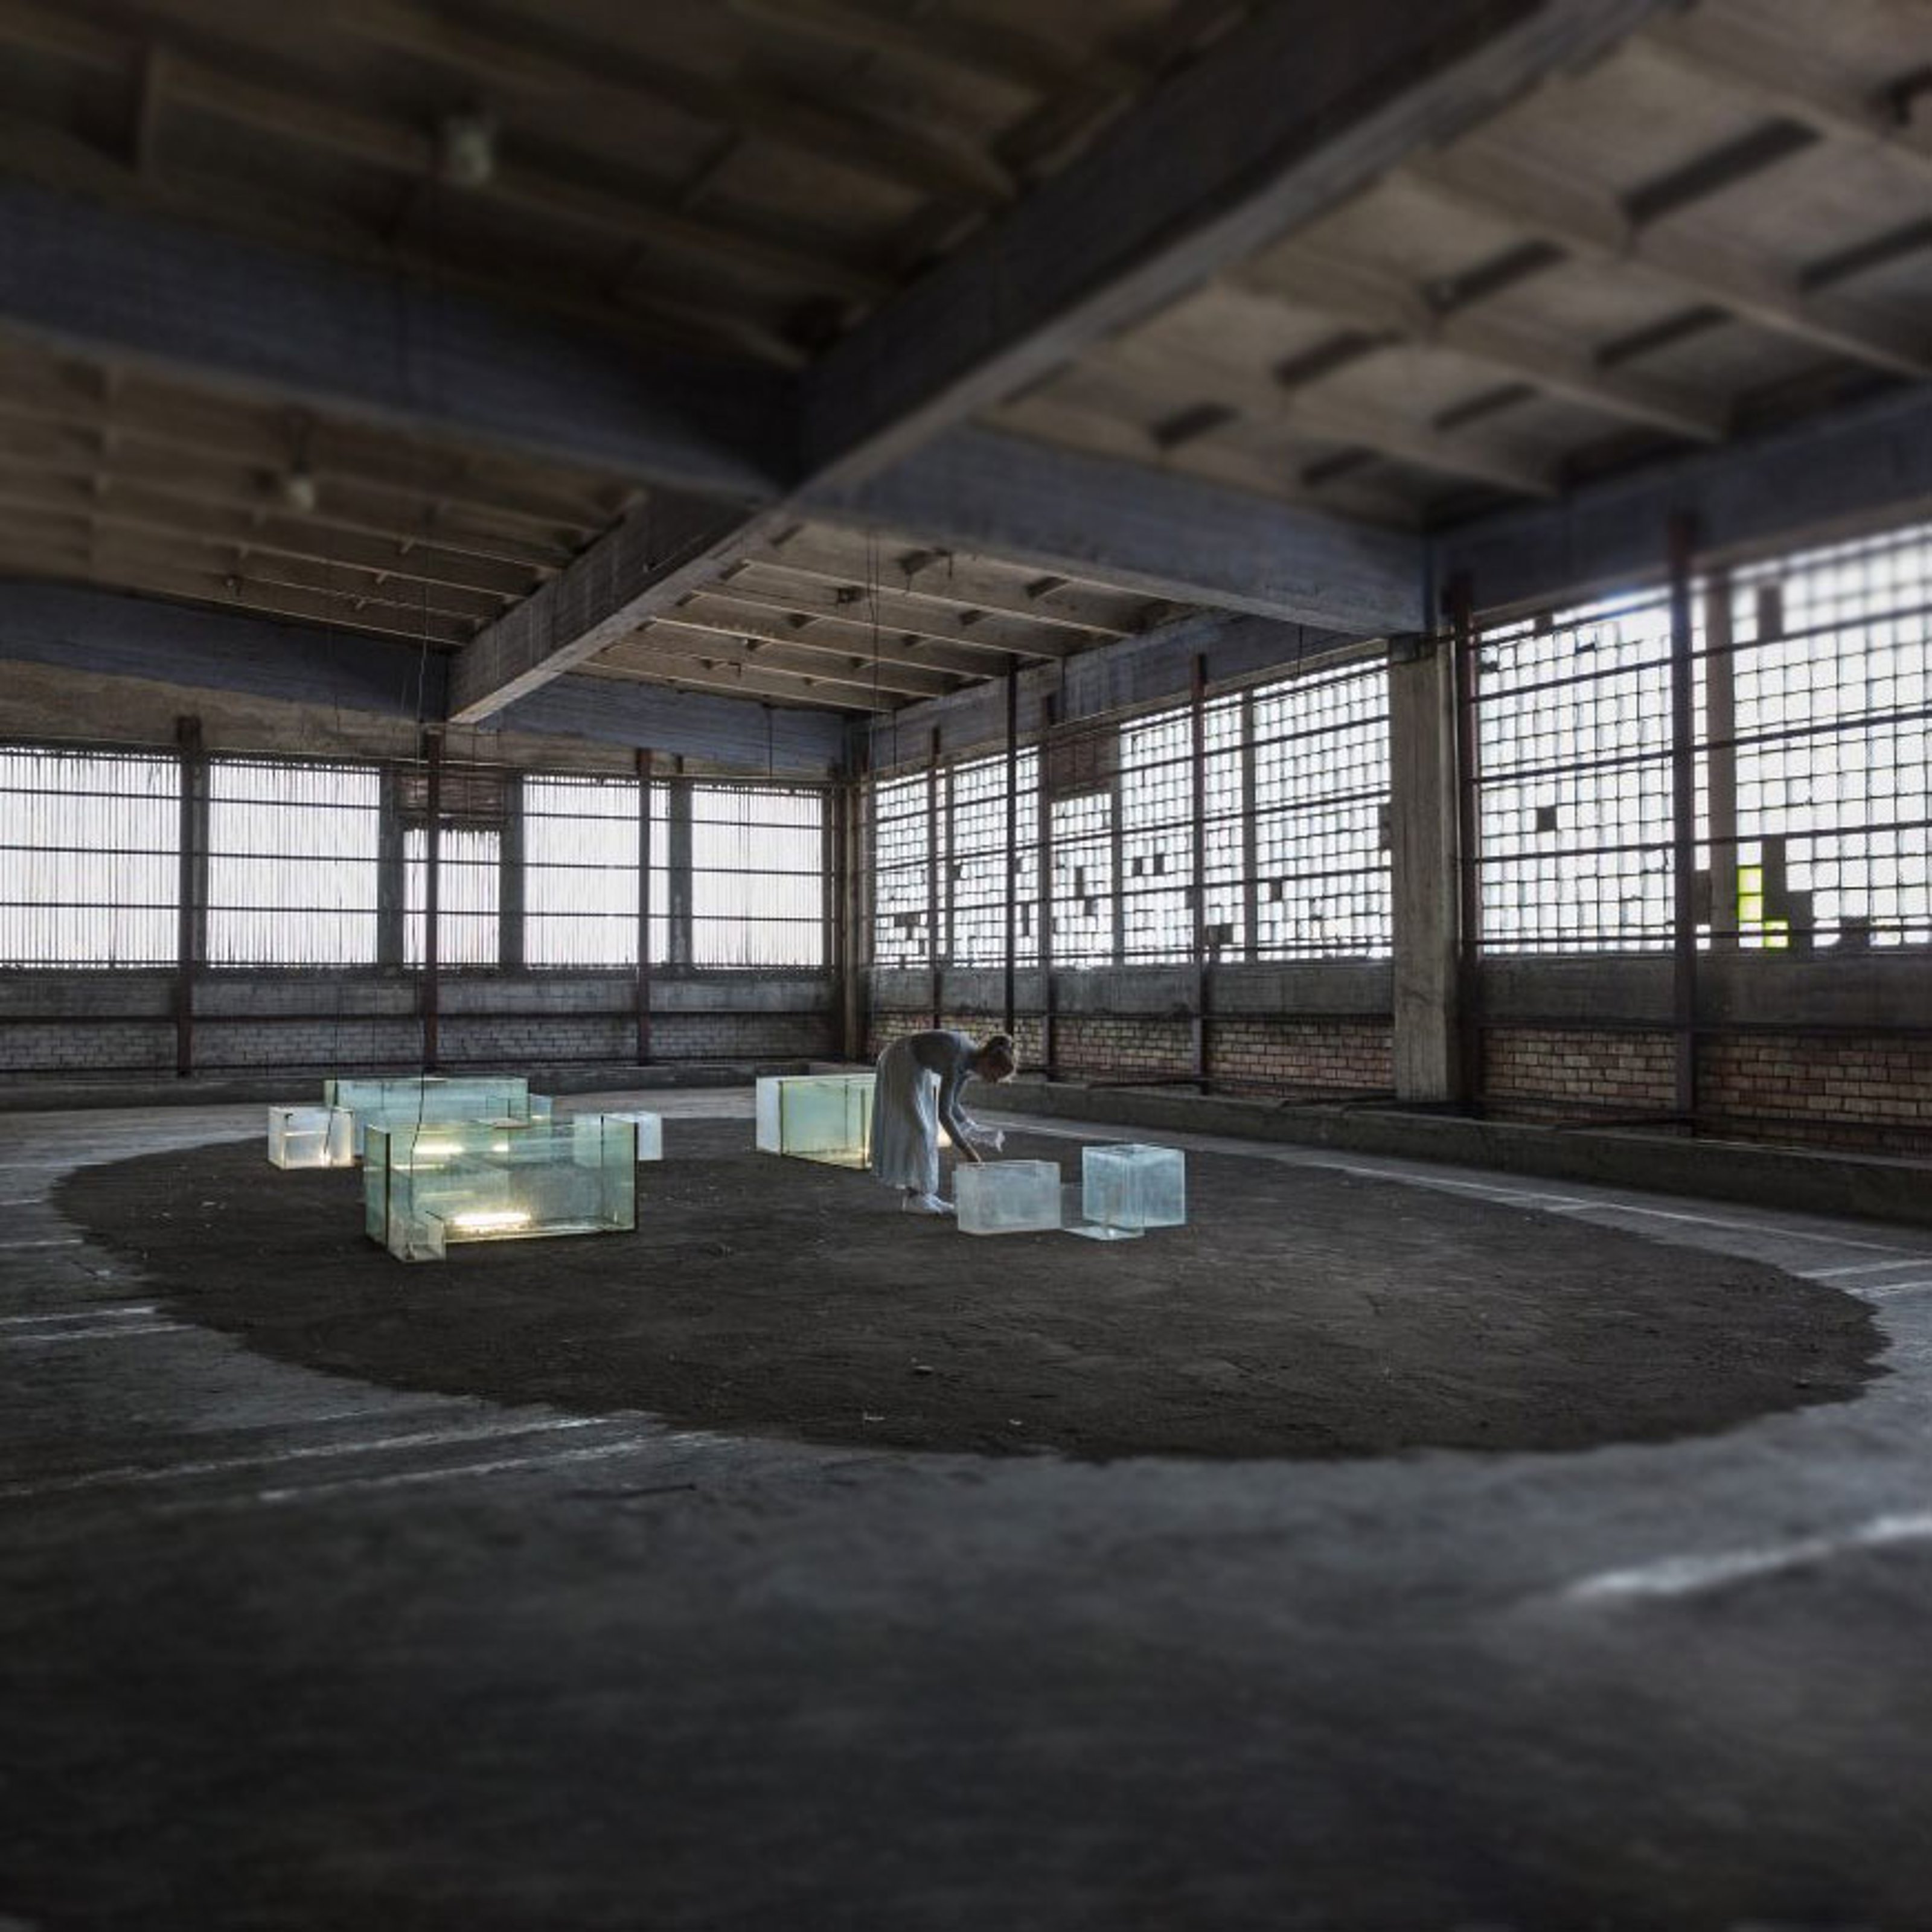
[[1082, 1144, 1186, 1231], [267, 1104, 353, 1169], [755, 1073, 874, 1168], [1060, 1181, 1141, 1242], [597, 1110, 663, 1160], [324, 1075, 537, 1156], [956, 1160, 1061, 1235], [364, 1119, 636, 1263]]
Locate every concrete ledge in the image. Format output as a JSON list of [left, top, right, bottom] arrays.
[[985, 1079, 1932, 1230]]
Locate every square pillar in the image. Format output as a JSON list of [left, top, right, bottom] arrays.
[[1388, 635, 1462, 1101]]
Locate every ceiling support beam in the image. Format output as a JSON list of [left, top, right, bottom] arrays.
[[0, 578, 847, 771], [453, 0, 1668, 718], [816, 427, 1427, 636], [799, 0, 1683, 485], [0, 181, 796, 501], [1432, 381, 1932, 615]]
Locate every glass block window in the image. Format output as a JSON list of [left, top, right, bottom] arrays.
[[690, 784, 825, 968], [872, 771, 932, 970], [1475, 595, 1676, 953], [1250, 659, 1391, 958], [206, 760, 380, 966], [1722, 524, 1932, 950], [947, 749, 1040, 966], [0, 747, 179, 966], [406, 825, 501, 967], [524, 775, 665, 968]]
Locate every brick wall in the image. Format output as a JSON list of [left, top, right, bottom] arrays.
[[867, 1003, 1389, 1095], [1482, 1028, 1677, 1116], [1699, 1032, 1932, 1157], [0, 971, 835, 1078]]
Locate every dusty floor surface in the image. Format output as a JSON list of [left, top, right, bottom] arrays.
[[53, 1122, 1879, 1459], [8, 1097, 1932, 1931]]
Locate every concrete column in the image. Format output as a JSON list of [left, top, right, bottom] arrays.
[[1387, 636, 1462, 1101]]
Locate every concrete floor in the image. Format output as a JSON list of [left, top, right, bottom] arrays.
[[5, 1093, 1932, 1931]]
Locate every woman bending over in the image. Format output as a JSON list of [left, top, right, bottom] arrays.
[[870, 1029, 1017, 1215]]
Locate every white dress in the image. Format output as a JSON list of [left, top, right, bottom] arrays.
[[871, 1029, 982, 1194]]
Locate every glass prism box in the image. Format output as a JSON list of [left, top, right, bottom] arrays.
[[956, 1159, 1061, 1235], [755, 1073, 874, 1168], [1081, 1144, 1186, 1231], [364, 1116, 637, 1262]]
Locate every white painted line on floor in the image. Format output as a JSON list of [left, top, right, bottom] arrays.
[[251, 1434, 656, 1505], [1808, 1258, 1932, 1278], [0, 1414, 613, 1501], [2, 1238, 82, 1250], [1, 1322, 187, 1345], [1857, 1278, 1932, 1301], [1567, 1512, 1932, 1602], [0, 1303, 158, 1326]]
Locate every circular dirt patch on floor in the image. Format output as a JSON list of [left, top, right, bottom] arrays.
[[56, 1121, 1881, 1460]]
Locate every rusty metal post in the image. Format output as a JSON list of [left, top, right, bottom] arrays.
[[1669, 511, 1701, 1123], [636, 747, 654, 1064], [1190, 651, 1211, 1087], [1003, 667, 1019, 1038], [173, 714, 204, 1078], [421, 727, 442, 1072]]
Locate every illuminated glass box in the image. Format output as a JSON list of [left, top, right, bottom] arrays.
[[266, 1104, 353, 1170], [323, 1075, 545, 1157], [364, 1117, 636, 1262], [1082, 1144, 1186, 1231], [755, 1073, 874, 1168], [597, 1110, 664, 1161], [956, 1160, 1061, 1235]]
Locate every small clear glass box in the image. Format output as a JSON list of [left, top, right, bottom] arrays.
[[956, 1159, 1061, 1235], [755, 1073, 874, 1169], [323, 1075, 547, 1157], [363, 1117, 637, 1262], [266, 1104, 353, 1170], [1081, 1144, 1186, 1230]]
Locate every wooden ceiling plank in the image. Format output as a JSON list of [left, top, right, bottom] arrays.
[[642, 610, 964, 694], [1101, 337, 1562, 497], [0, 472, 510, 617], [660, 593, 1033, 681], [0, 427, 566, 584], [0, 0, 889, 303], [727, 0, 1142, 98], [753, 526, 1168, 633], [1405, 139, 1932, 378], [714, 561, 1092, 655], [1234, 248, 1728, 441], [612, 624, 956, 699], [330, 0, 1016, 210], [581, 651, 887, 714]]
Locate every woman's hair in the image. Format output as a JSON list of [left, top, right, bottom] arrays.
[[978, 1032, 1018, 1076]]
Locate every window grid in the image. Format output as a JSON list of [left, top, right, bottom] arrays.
[[206, 760, 380, 967], [1719, 525, 1932, 951], [1251, 661, 1392, 958], [0, 747, 179, 967], [947, 751, 1039, 967], [1474, 595, 1678, 954], [405, 825, 501, 968], [689, 784, 825, 968], [524, 775, 665, 969], [872, 773, 932, 970]]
